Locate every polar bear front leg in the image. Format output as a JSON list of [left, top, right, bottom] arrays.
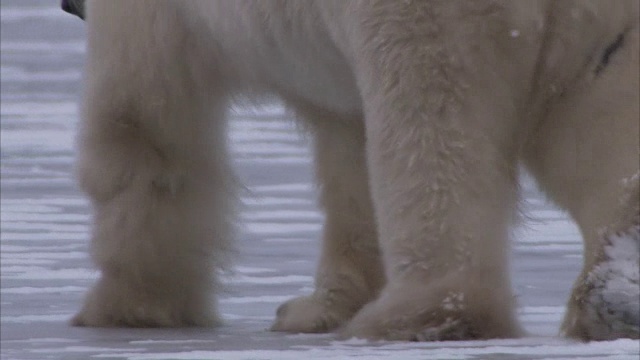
[[72, 97, 233, 328], [272, 105, 384, 333], [71, 1, 234, 328]]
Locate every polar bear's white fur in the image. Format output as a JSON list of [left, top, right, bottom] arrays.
[[71, 0, 639, 341]]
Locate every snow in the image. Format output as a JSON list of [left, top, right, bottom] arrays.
[[582, 226, 640, 338], [1, 1, 638, 359]]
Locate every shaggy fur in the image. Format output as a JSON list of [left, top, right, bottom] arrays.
[[70, 0, 639, 341]]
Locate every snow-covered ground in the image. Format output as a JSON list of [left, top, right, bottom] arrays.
[[1, 1, 638, 359]]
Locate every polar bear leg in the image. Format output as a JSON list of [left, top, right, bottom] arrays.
[[272, 104, 384, 333], [341, 9, 523, 340], [342, 93, 522, 340], [72, 1, 234, 327], [524, 27, 640, 341]]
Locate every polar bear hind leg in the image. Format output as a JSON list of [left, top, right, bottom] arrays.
[[338, 3, 527, 340], [524, 25, 640, 341]]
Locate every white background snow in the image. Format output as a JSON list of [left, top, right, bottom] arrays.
[[1, 1, 638, 359]]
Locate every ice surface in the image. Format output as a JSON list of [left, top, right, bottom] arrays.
[[1, 1, 638, 359]]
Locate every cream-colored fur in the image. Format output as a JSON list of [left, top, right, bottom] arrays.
[[72, 0, 639, 341]]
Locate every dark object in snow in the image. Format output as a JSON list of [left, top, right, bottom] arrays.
[[61, 0, 85, 20]]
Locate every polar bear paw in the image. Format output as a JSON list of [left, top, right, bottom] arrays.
[[563, 226, 640, 340], [71, 276, 218, 328], [340, 281, 521, 341], [271, 292, 360, 333]]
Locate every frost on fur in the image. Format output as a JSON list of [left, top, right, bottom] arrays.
[[586, 226, 640, 338], [564, 225, 640, 340]]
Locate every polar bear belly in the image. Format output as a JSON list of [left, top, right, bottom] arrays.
[[184, 1, 362, 114], [235, 38, 362, 114]]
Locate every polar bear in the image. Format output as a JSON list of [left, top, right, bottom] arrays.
[[68, 0, 639, 341]]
